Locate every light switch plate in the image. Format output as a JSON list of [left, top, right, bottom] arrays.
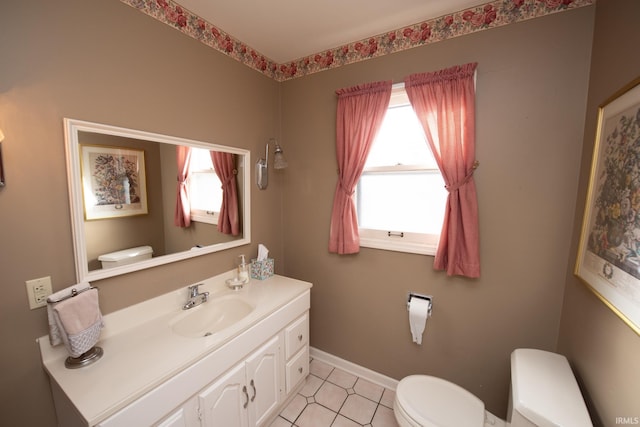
[[25, 276, 53, 309]]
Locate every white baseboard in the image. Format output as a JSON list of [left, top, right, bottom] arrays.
[[309, 347, 399, 391]]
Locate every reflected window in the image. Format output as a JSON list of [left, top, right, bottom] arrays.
[[188, 148, 222, 225]]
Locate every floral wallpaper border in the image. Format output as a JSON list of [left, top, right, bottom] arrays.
[[120, 0, 594, 82]]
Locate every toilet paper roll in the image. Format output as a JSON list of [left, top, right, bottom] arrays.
[[409, 298, 431, 345]]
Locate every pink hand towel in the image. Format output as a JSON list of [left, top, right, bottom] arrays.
[[47, 282, 91, 346], [52, 289, 104, 358]]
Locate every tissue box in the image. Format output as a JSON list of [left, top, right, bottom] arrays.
[[251, 258, 274, 280]]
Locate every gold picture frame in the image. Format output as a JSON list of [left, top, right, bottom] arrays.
[[80, 145, 148, 220], [576, 77, 640, 336]]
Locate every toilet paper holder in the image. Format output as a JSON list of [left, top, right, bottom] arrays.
[[407, 292, 433, 316]]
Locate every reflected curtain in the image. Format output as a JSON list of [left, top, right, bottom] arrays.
[[211, 151, 240, 236], [328, 80, 392, 254], [174, 145, 192, 227], [404, 62, 480, 278]]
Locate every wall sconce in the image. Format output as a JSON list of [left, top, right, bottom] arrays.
[[256, 138, 288, 190], [273, 141, 288, 170], [0, 129, 5, 188]]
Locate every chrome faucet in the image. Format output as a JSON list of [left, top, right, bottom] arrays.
[[182, 284, 209, 310]]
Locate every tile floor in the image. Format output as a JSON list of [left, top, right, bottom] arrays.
[[269, 358, 400, 427]]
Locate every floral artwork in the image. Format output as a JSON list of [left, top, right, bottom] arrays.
[[91, 153, 142, 205], [587, 108, 640, 278], [576, 80, 640, 336], [119, 0, 593, 82], [81, 145, 148, 220]]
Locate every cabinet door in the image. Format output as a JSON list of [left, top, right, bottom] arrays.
[[245, 336, 281, 426], [154, 397, 199, 427], [199, 362, 249, 427]]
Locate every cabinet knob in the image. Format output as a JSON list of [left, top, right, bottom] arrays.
[[298, 367, 303, 374], [298, 334, 303, 341]]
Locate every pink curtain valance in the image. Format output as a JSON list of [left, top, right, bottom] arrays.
[[405, 62, 477, 85]]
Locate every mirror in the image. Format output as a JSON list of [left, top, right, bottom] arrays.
[[64, 118, 251, 282]]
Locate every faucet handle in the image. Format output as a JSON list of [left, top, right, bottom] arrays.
[[188, 284, 201, 297]]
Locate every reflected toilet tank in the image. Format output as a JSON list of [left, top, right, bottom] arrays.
[[98, 246, 153, 269]]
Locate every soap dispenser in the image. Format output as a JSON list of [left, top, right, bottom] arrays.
[[237, 255, 249, 283]]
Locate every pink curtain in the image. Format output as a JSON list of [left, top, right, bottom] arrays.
[[174, 145, 192, 227], [328, 80, 392, 254], [211, 151, 240, 236], [404, 63, 480, 278]]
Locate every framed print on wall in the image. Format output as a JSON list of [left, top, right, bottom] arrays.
[[576, 77, 640, 336], [80, 145, 148, 220]]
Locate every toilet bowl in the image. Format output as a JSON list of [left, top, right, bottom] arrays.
[[98, 245, 153, 269], [394, 375, 487, 427], [394, 349, 592, 427]]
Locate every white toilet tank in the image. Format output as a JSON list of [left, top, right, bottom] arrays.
[[98, 245, 153, 269], [509, 349, 592, 427]]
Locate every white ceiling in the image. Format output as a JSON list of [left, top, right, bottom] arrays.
[[174, 0, 488, 64]]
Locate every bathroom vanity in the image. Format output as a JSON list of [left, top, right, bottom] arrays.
[[38, 272, 312, 427]]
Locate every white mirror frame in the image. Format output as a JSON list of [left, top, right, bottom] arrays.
[[64, 118, 251, 282]]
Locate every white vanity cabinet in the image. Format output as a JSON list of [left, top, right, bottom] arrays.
[[41, 274, 312, 427], [199, 335, 280, 427], [96, 307, 308, 427]]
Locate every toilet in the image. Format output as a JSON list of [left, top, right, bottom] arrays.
[[98, 245, 153, 269], [394, 349, 593, 427]]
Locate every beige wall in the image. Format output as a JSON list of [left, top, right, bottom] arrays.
[[558, 1, 640, 426], [5, 1, 637, 426], [0, 1, 281, 425], [281, 7, 595, 417]]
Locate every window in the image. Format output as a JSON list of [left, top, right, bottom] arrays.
[[188, 148, 223, 225], [356, 85, 447, 255]]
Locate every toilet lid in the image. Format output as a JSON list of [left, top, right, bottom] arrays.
[[396, 375, 485, 427]]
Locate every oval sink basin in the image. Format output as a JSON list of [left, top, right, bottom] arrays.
[[171, 296, 255, 338]]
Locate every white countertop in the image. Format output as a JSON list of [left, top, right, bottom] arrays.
[[38, 271, 312, 426]]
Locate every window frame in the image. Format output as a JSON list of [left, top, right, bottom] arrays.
[[356, 84, 444, 256]]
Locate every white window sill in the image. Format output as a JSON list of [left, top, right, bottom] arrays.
[[190, 211, 219, 225], [359, 236, 437, 256]]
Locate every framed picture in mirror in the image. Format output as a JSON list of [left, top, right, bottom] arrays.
[[575, 76, 640, 336], [81, 144, 148, 220]]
